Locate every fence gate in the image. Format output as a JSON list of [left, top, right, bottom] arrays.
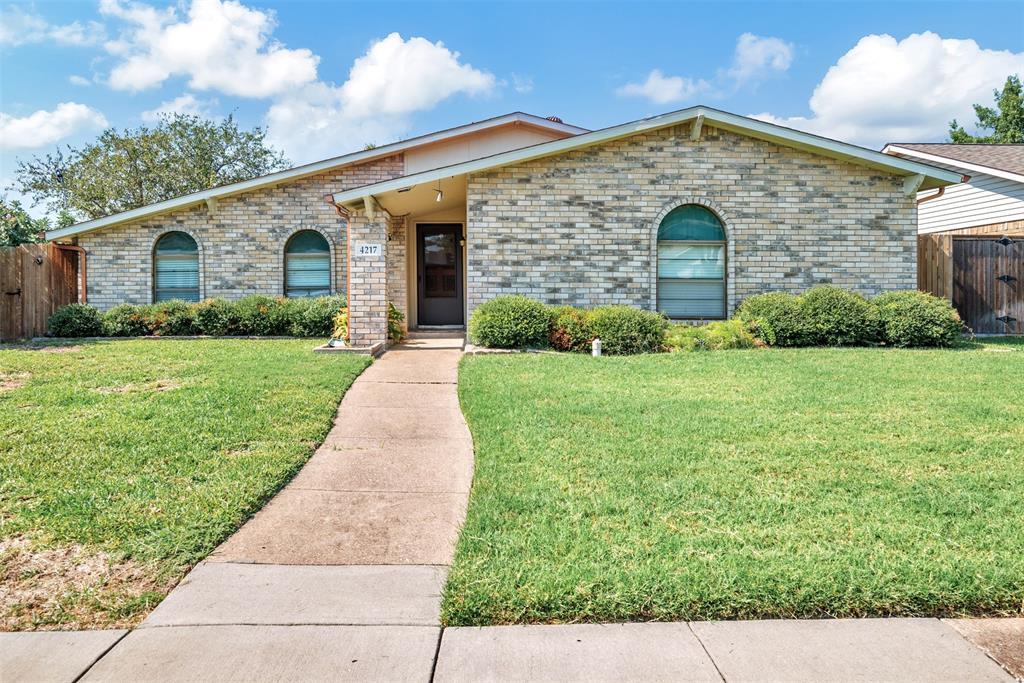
[[952, 237, 1022, 335], [1, 243, 80, 341]]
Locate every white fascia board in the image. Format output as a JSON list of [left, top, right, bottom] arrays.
[[45, 112, 587, 241], [330, 106, 964, 205], [882, 145, 1024, 185]]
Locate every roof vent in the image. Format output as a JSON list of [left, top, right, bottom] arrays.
[[546, 116, 563, 123]]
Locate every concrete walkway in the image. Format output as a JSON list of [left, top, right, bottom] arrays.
[[51, 333, 470, 682], [4, 333, 1022, 681]]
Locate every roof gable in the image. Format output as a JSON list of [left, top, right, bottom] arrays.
[[46, 112, 586, 241], [327, 106, 964, 209]]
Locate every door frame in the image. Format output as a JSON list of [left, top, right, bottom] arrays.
[[415, 222, 466, 328]]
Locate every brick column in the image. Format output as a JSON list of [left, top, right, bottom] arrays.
[[385, 215, 408, 333], [347, 207, 389, 347]]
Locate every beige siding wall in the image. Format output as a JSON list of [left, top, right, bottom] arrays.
[[466, 123, 917, 316], [76, 155, 404, 310]]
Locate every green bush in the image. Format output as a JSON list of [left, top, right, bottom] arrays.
[[102, 304, 153, 337], [149, 300, 196, 336], [233, 295, 284, 336], [469, 295, 551, 348], [548, 305, 594, 352], [588, 305, 668, 355], [191, 298, 237, 335], [736, 292, 810, 347], [289, 295, 346, 337], [873, 290, 965, 347], [48, 303, 104, 337], [802, 286, 880, 346], [665, 319, 759, 352], [388, 302, 405, 343]]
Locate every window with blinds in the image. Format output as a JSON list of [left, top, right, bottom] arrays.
[[285, 230, 331, 297], [656, 205, 726, 319], [153, 231, 200, 302]]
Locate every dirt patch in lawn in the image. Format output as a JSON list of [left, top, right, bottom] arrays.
[[93, 379, 183, 395], [0, 372, 30, 392], [0, 536, 177, 631]]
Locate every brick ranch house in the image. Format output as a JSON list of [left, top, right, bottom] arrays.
[[46, 107, 962, 347]]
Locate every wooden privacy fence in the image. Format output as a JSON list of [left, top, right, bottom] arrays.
[[919, 230, 1023, 335], [1, 243, 81, 341]]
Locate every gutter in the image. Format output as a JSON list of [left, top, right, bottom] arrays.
[[916, 174, 969, 205]]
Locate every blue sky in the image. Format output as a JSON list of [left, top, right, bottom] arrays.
[[2, 0, 1022, 216]]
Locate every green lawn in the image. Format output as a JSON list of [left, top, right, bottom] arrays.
[[0, 339, 368, 630], [443, 339, 1024, 625]]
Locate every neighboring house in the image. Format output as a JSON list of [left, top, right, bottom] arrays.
[[47, 106, 961, 347], [883, 144, 1023, 334]]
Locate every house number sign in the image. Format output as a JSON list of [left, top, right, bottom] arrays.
[[355, 243, 382, 257]]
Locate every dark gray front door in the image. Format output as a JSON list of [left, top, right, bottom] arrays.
[[417, 224, 464, 326]]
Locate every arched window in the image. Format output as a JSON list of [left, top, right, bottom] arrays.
[[153, 231, 200, 302], [657, 205, 726, 319], [284, 230, 331, 297]]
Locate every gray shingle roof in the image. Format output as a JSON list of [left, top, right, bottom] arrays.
[[889, 143, 1024, 175]]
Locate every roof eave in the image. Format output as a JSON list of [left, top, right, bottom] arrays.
[[882, 144, 1024, 185], [329, 106, 964, 205], [45, 112, 587, 241]]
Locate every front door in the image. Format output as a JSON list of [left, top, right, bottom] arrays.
[[417, 224, 464, 326]]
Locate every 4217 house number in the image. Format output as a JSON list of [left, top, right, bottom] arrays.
[[356, 243, 381, 257]]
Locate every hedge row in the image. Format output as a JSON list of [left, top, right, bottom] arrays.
[[48, 296, 346, 338], [468, 287, 965, 354]]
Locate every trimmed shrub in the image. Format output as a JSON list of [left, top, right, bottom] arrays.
[[149, 300, 196, 336], [287, 295, 346, 337], [549, 305, 594, 352], [468, 295, 551, 349], [191, 298, 237, 336], [802, 286, 880, 346], [665, 319, 759, 352], [735, 292, 810, 347], [48, 303, 104, 337], [332, 308, 348, 340], [233, 295, 284, 336], [103, 304, 153, 337], [588, 305, 668, 355], [873, 290, 965, 347]]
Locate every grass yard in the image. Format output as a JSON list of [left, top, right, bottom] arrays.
[[443, 338, 1024, 625], [0, 339, 368, 630]]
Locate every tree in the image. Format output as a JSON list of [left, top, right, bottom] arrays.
[[949, 75, 1024, 143], [13, 114, 290, 221], [1, 198, 49, 247]]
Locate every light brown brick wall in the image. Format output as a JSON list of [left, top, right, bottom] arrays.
[[76, 155, 404, 310], [465, 123, 917, 317]]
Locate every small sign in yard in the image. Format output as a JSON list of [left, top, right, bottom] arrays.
[[355, 243, 382, 257]]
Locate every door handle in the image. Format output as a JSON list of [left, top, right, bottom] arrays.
[[4, 289, 21, 296]]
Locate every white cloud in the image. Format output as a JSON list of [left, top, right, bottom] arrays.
[[511, 73, 534, 94], [618, 33, 792, 104], [69, 75, 92, 86], [751, 32, 1024, 148], [266, 33, 496, 163], [727, 33, 794, 85], [100, 0, 319, 97], [0, 103, 108, 151], [616, 69, 710, 104], [0, 5, 106, 47], [141, 93, 216, 122]]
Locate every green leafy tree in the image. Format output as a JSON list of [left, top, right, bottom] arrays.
[[949, 75, 1024, 143], [1, 198, 49, 247], [13, 113, 290, 221]]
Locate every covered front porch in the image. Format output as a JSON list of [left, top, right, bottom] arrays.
[[329, 175, 469, 347]]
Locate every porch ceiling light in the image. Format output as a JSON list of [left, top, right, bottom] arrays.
[[435, 179, 443, 202]]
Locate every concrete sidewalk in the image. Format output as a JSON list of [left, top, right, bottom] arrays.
[[7, 333, 472, 683], [4, 333, 1021, 682]]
